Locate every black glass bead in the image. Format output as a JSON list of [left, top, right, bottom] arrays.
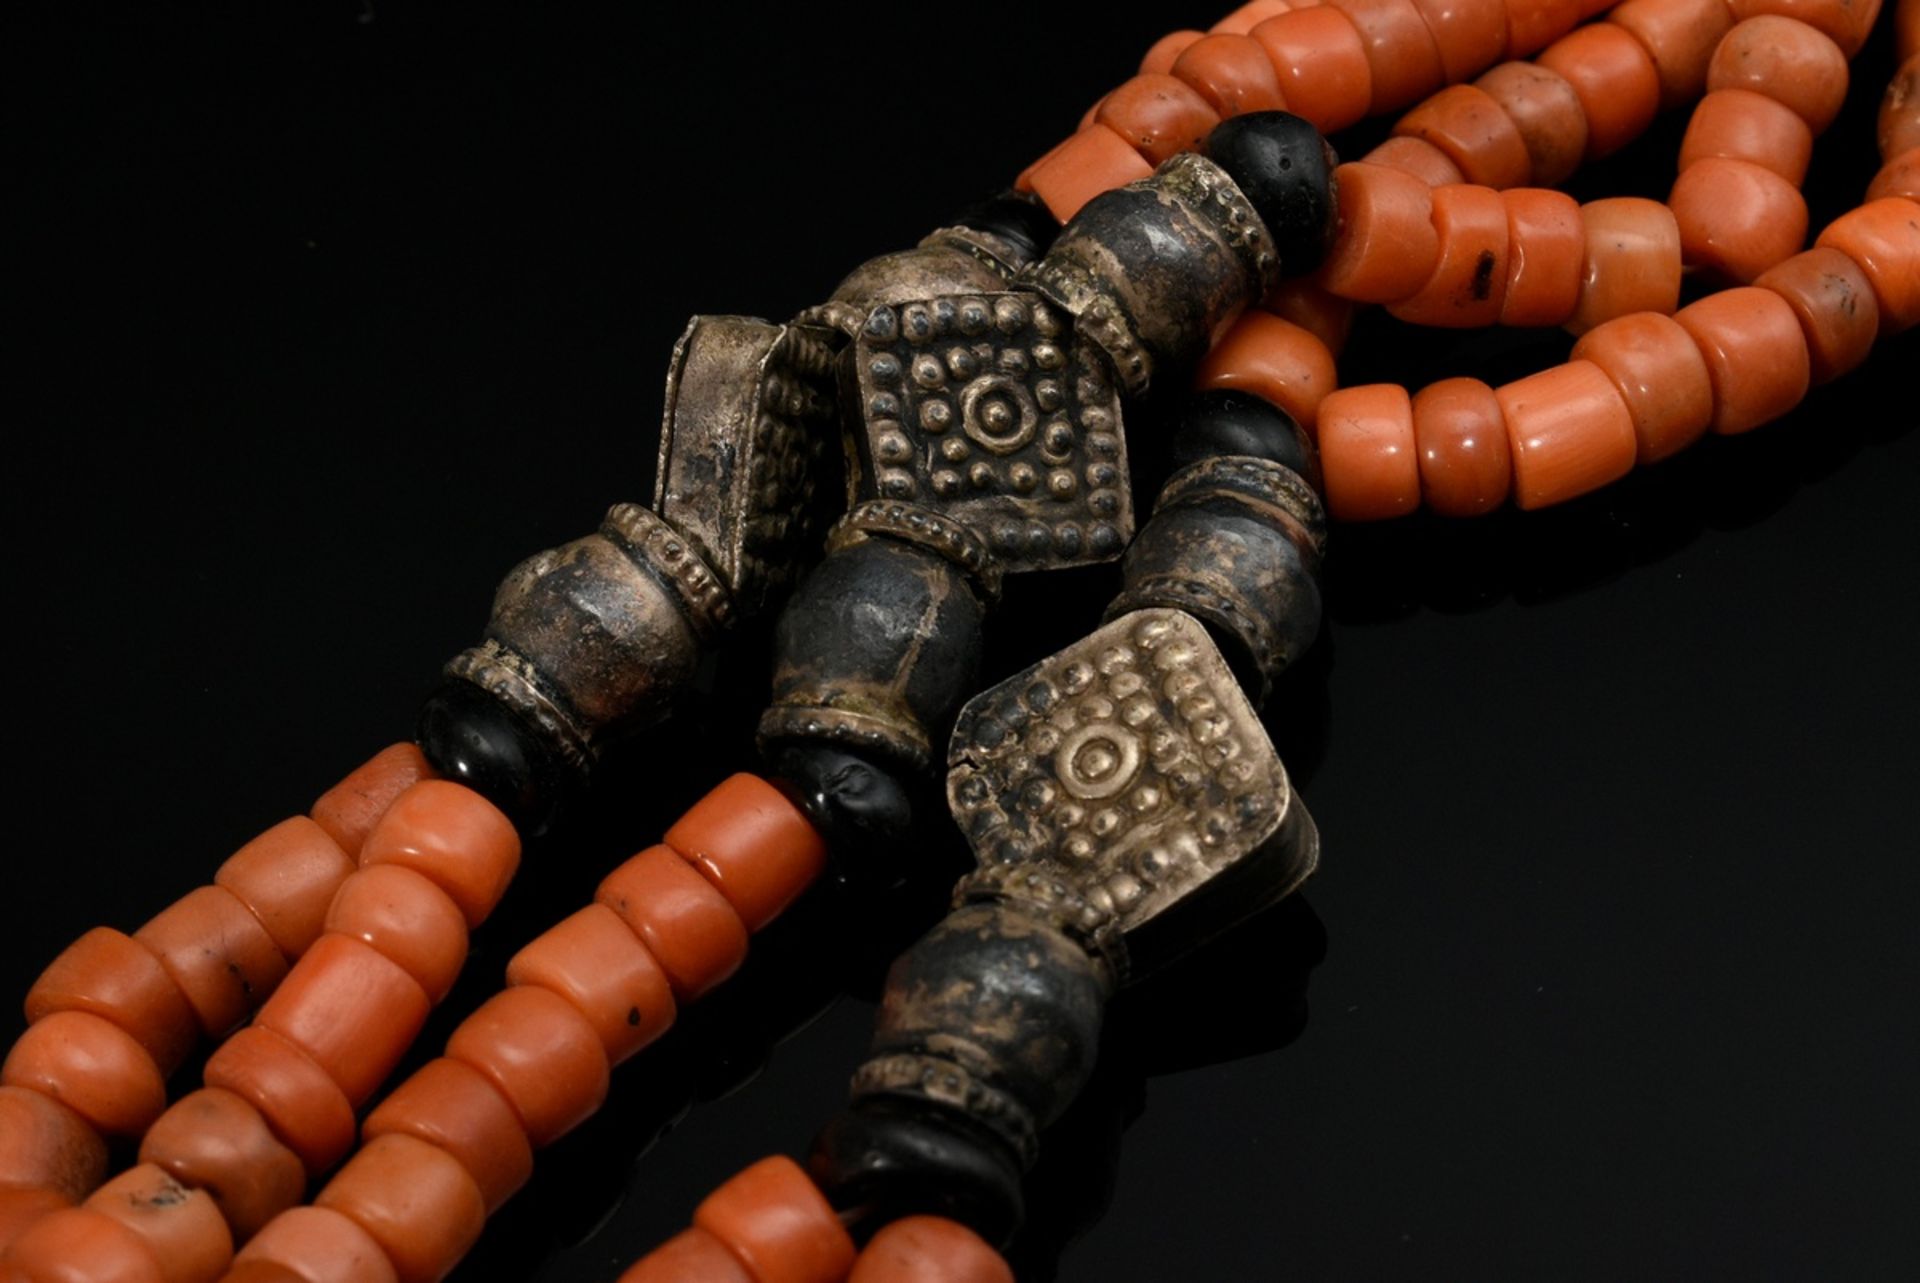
[[948, 189, 1061, 263], [416, 677, 579, 836], [810, 1101, 1026, 1247], [1166, 389, 1316, 478], [767, 743, 914, 887], [1204, 111, 1338, 276]]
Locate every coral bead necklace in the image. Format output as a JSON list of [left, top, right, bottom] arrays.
[[3, 2, 1920, 1283]]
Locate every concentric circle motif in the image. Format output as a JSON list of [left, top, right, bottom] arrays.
[[959, 373, 1040, 455], [1055, 721, 1143, 801]]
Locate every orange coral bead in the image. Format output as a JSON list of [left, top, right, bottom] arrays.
[[1504, 0, 1581, 57], [1609, 0, 1737, 108], [255, 934, 430, 1107], [505, 905, 676, 1066], [0, 1086, 106, 1203], [595, 845, 750, 1001], [1362, 135, 1466, 186], [218, 1265, 307, 1283], [309, 743, 434, 860], [361, 1058, 532, 1216], [1816, 197, 1920, 334], [1023, 125, 1154, 223], [214, 818, 356, 962], [1904, 0, 1919, 62], [1263, 280, 1357, 356], [1329, 0, 1447, 113], [1193, 312, 1340, 435], [85, 1165, 232, 1283], [847, 1216, 1015, 1283], [1171, 34, 1290, 116], [1728, 0, 1878, 56], [1674, 286, 1812, 433], [1394, 84, 1533, 188], [1321, 162, 1442, 303], [693, 1157, 856, 1283], [139, 1088, 306, 1243], [1215, 0, 1297, 33], [1318, 384, 1421, 520], [1140, 30, 1205, 75], [315, 1135, 485, 1283], [664, 774, 827, 933], [135, 886, 290, 1039], [1388, 183, 1510, 328], [1409, 0, 1511, 85], [1671, 156, 1809, 284], [1536, 23, 1660, 160], [1680, 89, 1815, 184], [1754, 247, 1884, 382], [203, 1025, 357, 1177], [1497, 361, 1638, 509], [1869, 148, 1920, 203], [1412, 377, 1512, 516], [445, 987, 609, 1149], [616, 1228, 755, 1283], [1499, 187, 1583, 326], [232, 1207, 399, 1283], [321, 864, 469, 1006], [3, 1011, 164, 1138], [1474, 62, 1589, 185], [25, 928, 196, 1076], [1250, 8, 1376, 133], [3, 1206, 165, 1283], [1567, 197, 1682, 335], [1095, 74, 1221, 164], [1707, 16, 1849, 134], [358, 780, 519, 930], [0, 1188, 68, 1257], [1570, 313, 1717, 462]]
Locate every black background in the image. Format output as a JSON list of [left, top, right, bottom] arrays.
[[7, 4, 1918, 1281]]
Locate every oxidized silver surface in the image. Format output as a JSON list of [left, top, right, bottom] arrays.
[[1025, 151, 1281, 398], [850, 291, 1133, 575], [826, 498, 1003, 603], [801, 229, 1029, 339], [947, 608, 1318, 976], [653, 315, 838, 621]]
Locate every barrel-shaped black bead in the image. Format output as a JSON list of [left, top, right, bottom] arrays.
[[416, 677, 579, 835], [767, 742, 915, 886], [1167, 389, 1317, 479], [948, 189, 1060, 264], [1205, 112, 1338, 276], [809, 1101, 1026, 1247]]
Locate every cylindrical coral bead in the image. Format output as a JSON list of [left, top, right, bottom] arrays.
[[1536, 23, 1661, 160], [1329, 0, 1448, 113], [361, 1058, 533, 1215], [1671, 156, 1810, 283], [1140, 30, 1205, 76], [1569, 313, 1717, 463], [1412, 377, 1512, 516], [1680, 89, 1815, 184], [254, 934, 430, 1107], [358, 780, 519, 930], [1394, 84, 1533, 188], [1362, 135, 1466, 185], [1249, 8, 1376, 133], [3, 1206, 166, 1283], [505, 905, 676, 1066], [1474, 62, 1589, 185], [1567, 197, 1682, 334], [693, 1157, 858, 1283], [1193, 312, 1340, 435], [1504, 0, 1581, 57], [84, 1165, 232, 1283], [1496, 361, 1638, 508], [1754, 247, 1884, 382], [1673, 286, 1813, 433], [2, 1011, 166, 1138], [594, 845, 750, 1001], [134, 886, 289, 1040], [308, 743, 434, 860], [617, 1228, 755, 1283], [202, 1025, 357, 1177], [1728, 0, 1878, 56], [138, 1088, 306, 1243], [1320, 162, 1441, 302], [664, 774, 828, 933], [1869, 148, 1920, 203], [1409, 0, 1510, 85], [214, 818, 356, 963], [847, 1216, 1015, 1283], [1499, 187, 1584, 326], [1095, 74, 1221, 164], [25, 928, 196, 1076], [445, 987, 609, 1149], [1609, 0, 1737, 108], [314, 1135, 486, 1283], [232, 1207, 400, 1283], [1388, 183, 1510, 327], [1171, 33, 1290, 116], [1707, 16, 1849, 134], [1021, 126, 1153, 223], [1816, 197, 1920, 334], [321, 864, 469, 1006], [1318, 384, 1421, 520]]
